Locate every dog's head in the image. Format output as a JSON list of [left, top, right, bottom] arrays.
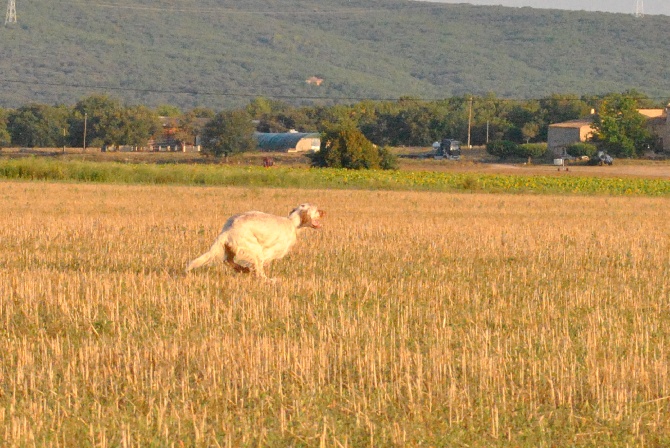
[[289, 203, 325, 229]]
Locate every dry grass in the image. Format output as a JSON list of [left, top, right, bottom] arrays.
[[1, 181, 669, 446]]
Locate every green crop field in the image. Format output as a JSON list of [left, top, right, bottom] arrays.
[[1, 176, 669, 446], [1, 158, 670, 196]]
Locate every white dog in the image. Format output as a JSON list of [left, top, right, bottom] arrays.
[[186, 203, 324, 278]]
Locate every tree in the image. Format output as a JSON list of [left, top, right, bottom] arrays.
[[503, 102, 540, 143], [0, 108, 10, 147], [170, 111, 200, 148], [311, 126, 384, 170], [469, 94, 508, 145], [155, 104, 182, 117], [69, 95, 159, 149], [521, 122, 540, 143], [247, 98, 318, 133], [538, 94, 590, 140], [201, 110, 256, 159], [593, 94, 651, 158], [70, 95, 125, 148], [122, 105, 161, 147], [8, 104, 70, 147], [189, 107, 215, 119], [246, 97, 274, 118]]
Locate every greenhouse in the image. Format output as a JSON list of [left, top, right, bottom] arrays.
[[254, 132, 321, 153]]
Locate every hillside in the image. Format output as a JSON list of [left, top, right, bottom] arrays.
[[0, 0, 668, 110]]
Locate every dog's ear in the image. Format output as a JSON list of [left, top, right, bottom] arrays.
[[299, 208, 310, 226], [290, 204, 307, 214]]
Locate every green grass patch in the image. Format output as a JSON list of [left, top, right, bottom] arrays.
[[1, 157, 669, 196]]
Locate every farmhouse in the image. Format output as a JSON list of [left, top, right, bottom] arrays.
[[548, 107, 670, 156], [547, 117, 596, 157], [150, 116, 209, 152], [254, 132, 321, 153], [639, 108, 670, 152]]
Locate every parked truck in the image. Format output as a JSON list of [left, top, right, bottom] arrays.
[[435, 139, 461, 160]]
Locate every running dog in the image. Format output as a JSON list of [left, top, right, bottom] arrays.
[[186, 203, 324, 278]]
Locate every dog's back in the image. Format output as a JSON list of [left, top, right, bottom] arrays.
[[221, 211, 298, 263]]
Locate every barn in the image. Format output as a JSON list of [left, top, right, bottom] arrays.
[[254, 132, 321, 153]]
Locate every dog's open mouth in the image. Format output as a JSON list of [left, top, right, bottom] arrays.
[[311, 210, 325, 228]]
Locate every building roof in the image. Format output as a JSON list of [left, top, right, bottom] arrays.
[[550, 109, 668, 129], [254, 132, 320, 152], [159, 116, 210, 129], [637, 109, 666, 118], [548, 117, 594, 129]]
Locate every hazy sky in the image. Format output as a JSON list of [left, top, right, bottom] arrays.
[[421, 1, 669, 16]]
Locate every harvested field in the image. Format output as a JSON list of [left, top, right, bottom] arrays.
[[1, 181, 669, 446]]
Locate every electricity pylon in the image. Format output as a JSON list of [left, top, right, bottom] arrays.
[[634, 0, 644, 18], [5, 0, 16, 25]]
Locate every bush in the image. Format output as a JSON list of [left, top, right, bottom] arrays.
[[487, 141, 547, 161], [311, 127, 393, 170], [378, 146, 399, 170], [566, 142, 597, 158], [518, 143, 548, 162], [486, 140, 519, 160]]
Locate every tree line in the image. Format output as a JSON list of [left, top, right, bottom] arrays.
[[0, 91, 663, 159]]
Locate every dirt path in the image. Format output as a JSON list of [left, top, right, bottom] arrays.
[[482, 163, 670, 179]]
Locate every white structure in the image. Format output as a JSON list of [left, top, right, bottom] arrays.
[[5, 0, 16, 24]]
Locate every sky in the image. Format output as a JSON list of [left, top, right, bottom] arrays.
[[422, 0, 669, 16]]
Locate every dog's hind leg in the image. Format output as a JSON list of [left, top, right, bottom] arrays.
[[223, 245, 251, 273]]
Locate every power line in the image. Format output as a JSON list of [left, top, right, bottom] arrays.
[[52, 1, 428, 16], [1, 77, 668, 105], [0, 77, 404, 102]]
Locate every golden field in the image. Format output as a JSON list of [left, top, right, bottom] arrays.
[[1, 181, 669, 446]]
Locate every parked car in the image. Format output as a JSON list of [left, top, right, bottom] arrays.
[[591, 150, 614, 166]]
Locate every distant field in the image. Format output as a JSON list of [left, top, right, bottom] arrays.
[[1, 153, 670, 196], [1, 182, 669, 446], [3, 146, 669, 180]]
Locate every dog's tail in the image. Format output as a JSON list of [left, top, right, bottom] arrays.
[[186, 240, 225, 272]]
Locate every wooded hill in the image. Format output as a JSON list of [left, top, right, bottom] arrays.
[[1, 0, 668, 110]]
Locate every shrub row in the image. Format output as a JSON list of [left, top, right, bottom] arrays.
[[486, 141, 548, 161]]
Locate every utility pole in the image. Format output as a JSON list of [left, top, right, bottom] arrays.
[[467, 96, 473, 149], [83, 113, 87, 152], [5, 0, 16, 25]]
